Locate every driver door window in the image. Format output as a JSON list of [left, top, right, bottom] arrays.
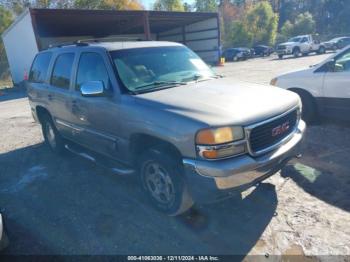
[[334, 50, 350, 72], [76, 52, 110, 91]]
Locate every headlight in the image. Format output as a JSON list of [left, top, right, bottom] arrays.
[[196, 127, 245, 159], [270, 77, 278, 86]]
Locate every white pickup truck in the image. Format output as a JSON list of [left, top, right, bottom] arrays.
[[276, 35, 326, 59]]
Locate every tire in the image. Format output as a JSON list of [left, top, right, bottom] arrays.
[[0, 230, 9, 251], [293, 48, 301, 58], [232, 56, 238, 62], [293, 90, 317, 123], [318, 46, 326, 54], [41, 115, 65, 154], [278, 54, 283, 59], [138, 146, 193, 216]]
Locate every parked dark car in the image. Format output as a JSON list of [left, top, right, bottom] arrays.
[[253, 45, 274, 56], [223, 48, 251, 61], [323, 37, 350, 50]]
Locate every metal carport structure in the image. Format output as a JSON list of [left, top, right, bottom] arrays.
[[3, 8, 220, 85]]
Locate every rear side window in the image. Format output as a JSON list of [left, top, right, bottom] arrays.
[[51, 53, 75, 89], [76, 52, 110, 91], [29, 52, 52, 83]]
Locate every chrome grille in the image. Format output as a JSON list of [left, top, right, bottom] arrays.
[[249, 110, 298, 154]]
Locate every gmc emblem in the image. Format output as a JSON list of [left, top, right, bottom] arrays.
[[272, 121, 290, 137]]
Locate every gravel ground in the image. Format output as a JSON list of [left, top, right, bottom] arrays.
[[0, 53, 349, 258]]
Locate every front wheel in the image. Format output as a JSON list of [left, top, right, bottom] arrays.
[[138, 147, 193, 216], [278, 54, 283, 59], [293, 48, 301, 58], [293, 91, 317, 123], [318, 46, 326, 54]]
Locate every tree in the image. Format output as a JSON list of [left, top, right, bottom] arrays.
[[280, 12, 316, 37], [280, 19, 293, 37], [153, 0, 185, 11], [0, 6, 13, 34], [194, 0, 217, 12], [245, 1, 278, 45], [73, 0, 143, 10], [225, 20, 252, 47], [183, 2, 193, 11], [0, 6, 13, 80], [322, 0, 350, 34], [226, 1, 278, 47]]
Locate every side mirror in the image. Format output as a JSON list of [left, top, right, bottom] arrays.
[[80, 81, 105, 97]]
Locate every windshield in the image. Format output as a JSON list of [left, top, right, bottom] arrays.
[[288, 36, 303, 42], [329, 37, 343, 42], [110, 46, 215, 92]]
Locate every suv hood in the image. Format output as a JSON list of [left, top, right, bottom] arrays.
[[134, 77, 300, 127], [280, 41, 298, 46]]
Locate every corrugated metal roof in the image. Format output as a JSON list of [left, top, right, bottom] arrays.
[[29, 8, 218, 37]]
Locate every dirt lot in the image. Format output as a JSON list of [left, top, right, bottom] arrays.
[[1, 53, 350, 258]]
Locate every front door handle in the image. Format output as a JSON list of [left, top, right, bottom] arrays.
[[48, 94, 53, 101]]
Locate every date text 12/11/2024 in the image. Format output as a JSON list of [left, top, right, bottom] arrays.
[[127, 256, 220, 261]]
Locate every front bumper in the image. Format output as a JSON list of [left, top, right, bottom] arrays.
[[183, 120, 306, 203], [277, 49, 292, 55]]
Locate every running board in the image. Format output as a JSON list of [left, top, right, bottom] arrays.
[[65, 144, 135, 175]]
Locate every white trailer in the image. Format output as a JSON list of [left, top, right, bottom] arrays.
[[2, 8, 221, 86]]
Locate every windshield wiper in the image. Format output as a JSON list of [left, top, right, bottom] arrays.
[[183, 74, 223, 83], [134, 81, 187, 90]]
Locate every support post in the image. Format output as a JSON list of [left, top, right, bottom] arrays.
[[143, 11, 151, 40], [182, 26, 186, 45]]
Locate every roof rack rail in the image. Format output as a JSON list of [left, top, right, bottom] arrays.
[[48, 41, 89, 49], [76, 36, 144, 43], [47, 36, 145, 49]]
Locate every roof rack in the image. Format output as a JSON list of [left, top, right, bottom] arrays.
[[47, 36, 145, 49], [77, 36, 144, 43], [48, 41, 89, 49]]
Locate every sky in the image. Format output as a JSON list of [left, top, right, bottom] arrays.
[[141, 0, 195, 10]]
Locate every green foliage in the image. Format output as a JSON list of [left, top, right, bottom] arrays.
[[194, 0, 217, 12], [322, 0, 350, 34], [226, 1, 278, 47], [73, 0, 143, 10], [225, 21, 251, 47], [153, 0, 185, 11], [0, 6, 13, 34], [280, 12, 315, 37], [0, 6, 13, 81], [183, 2, 193, 12]]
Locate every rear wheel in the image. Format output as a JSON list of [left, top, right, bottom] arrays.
[[41, 115, 65, 154], [138, 146, 193, 216], [278, 54, 283, 59]]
